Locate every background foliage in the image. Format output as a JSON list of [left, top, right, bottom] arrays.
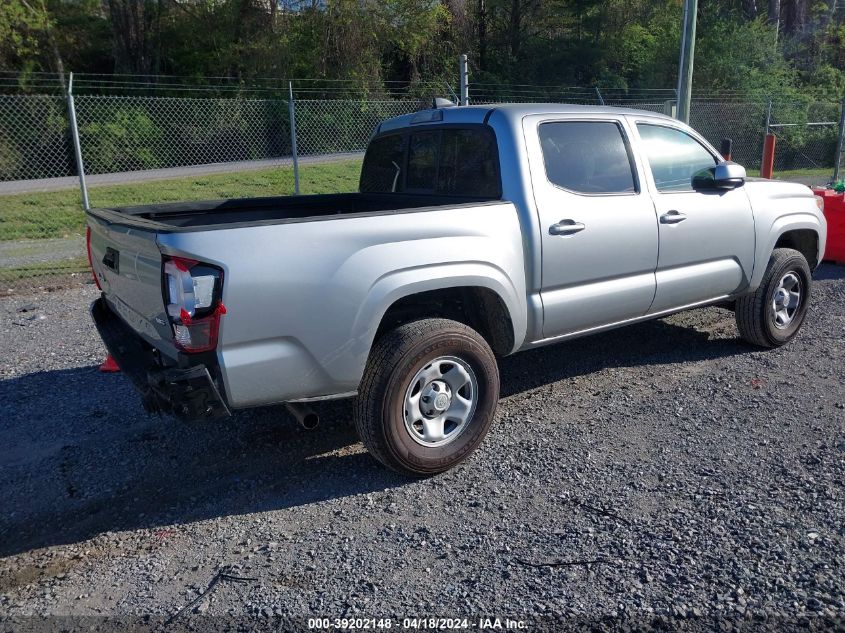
[[0, 0, 843, 98]]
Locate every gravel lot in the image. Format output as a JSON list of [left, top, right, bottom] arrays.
[[0, 266, 843, 631]]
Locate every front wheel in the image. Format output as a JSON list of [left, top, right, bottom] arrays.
[[735, 247, 812, 348], [354, 318, 500, 476]]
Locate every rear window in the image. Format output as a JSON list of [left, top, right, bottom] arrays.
[[359, 134, 406, 193], [539, 121, 637, 194], [360, 127, 500, 197], [407, 132, 439, 190], [437, 129, 499, 197]]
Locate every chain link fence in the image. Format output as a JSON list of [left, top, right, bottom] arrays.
[[686, 100, 768, 168], [769, 100, 841, 174], [0, 86, 426, 292], [0, 95, 73, 181], [0, 74, 843, 294], [75, 95, 293, 175], [294, 99, 418, 156]]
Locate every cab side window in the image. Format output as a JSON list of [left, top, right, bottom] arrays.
[[637, 124, 717, 192], [539, 121, 637, 194]]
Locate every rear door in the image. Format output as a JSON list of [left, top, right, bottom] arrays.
[[631, 121, 755, 313], [523, 115, 659, 338]]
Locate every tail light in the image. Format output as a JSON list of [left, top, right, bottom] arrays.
[[162, 255, 226, 353], [86, 226, 102, 290]]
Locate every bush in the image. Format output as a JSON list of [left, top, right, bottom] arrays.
[[80, 106, 164, 174]]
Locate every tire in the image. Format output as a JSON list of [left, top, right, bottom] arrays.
[[735, 247, 812, 348], [354, 318, 500, 476]]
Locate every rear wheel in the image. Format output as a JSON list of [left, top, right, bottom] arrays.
[[354, 318, 499, 476], [735, 247, 812, 348]]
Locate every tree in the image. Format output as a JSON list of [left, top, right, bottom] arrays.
[[0, 0, 841, 101], [0, 0, 46, 71], [105, 0, 164, 75], [0, 0, 83, 89]]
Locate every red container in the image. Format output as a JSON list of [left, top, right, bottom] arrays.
[[812, 188, 845, 265]]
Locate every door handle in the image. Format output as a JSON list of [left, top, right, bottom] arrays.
[[102, 247, 119, 273], [549, 219, 586, 236], [660, 210, 687, 224]]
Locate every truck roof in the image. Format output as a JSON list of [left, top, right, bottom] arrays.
[[377, 102, 675, 133]]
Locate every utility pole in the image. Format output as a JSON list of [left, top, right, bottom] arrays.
[[676, 0, 698, 123]]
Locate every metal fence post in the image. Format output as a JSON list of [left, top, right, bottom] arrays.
[[288, 81, 300, 195], [459, 54, 469, 106], [66, 72, 90, 210], [594, 86, 605, 106], [833, 95, 845, 183]]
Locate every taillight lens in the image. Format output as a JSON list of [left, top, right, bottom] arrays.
[[86, 226, 102, 290], [163, 256, 225, 353]]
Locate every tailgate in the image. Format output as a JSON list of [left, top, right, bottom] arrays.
[[88, 214, 176, 354]]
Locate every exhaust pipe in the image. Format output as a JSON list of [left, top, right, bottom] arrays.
[[285, 402, 320, 430]]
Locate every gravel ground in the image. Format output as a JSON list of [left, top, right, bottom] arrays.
[[0, 267, 843, 632]]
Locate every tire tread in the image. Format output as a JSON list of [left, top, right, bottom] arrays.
[[735, 247, 808, 348]]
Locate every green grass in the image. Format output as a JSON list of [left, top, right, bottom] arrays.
[[747, 167, 832, 181], [0, 160, 362, 241], [772, 168, 831, 179]]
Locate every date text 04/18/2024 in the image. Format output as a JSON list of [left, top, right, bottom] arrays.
[[307, 617, 529, 630]]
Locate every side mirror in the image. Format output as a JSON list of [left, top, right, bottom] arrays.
[[715, 161, 746, 188], [692, 161, 746, 191]]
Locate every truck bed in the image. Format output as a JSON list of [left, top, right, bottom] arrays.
[[88, 192, 497, 231]]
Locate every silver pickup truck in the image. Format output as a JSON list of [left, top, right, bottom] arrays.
[[88, 103, 827, 476]]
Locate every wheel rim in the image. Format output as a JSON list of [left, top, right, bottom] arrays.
[[771, 271, 802, 329], [403, 355, 478, 448]]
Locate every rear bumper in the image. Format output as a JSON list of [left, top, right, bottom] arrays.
[[90, 296, 231, 421]]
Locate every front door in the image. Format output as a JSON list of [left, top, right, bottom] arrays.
[[524, 115, 659, 339], [632, 121, 756, 313]]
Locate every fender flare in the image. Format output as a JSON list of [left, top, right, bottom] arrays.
[[349, 261, 528, 366], [749, 212, 825, 290]]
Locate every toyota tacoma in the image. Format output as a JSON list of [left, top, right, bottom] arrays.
[[87, 103, 827, 476]]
